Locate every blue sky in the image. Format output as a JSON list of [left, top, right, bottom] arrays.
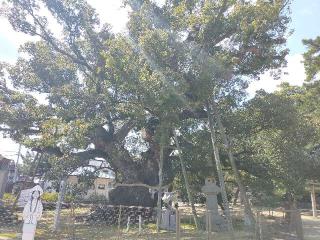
[[0, 1, 318, 62], [0, 34, 17, 61], [0, 0, 319, 159], [287, 0, 319, 55]]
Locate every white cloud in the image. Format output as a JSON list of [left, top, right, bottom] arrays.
[[89, 0, 129, 33], [0, 18, 38, 48], [0, 137, 26, 160], [0, 0, 129, 63], [247, 54, 306, 97], [0, 17, 37, 63]]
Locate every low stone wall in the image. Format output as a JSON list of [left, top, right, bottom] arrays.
[[81, 205, 155, 225]]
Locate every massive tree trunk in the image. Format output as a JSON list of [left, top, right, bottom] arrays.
[[93, 121, 163, 207], [107, 124, 163, 207], [31, 118, 167, 206], [173, 131, 199, 230], [93, 121, 161, 185], [207, 102, 234, 234], [214, 106, 256, 227], [284, 193, 304, 240]]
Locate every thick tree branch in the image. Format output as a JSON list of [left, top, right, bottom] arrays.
[[74, 149, 108, 162], [31, 146, 63, 157], [179, 107, 207, 120], [24, 5, 94, 74], [0, 126, 40, 134], [115, 120, 136, 142]]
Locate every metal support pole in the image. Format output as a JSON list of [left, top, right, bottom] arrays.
[[207, 210, 212, 240], [259, 212, 263, 240], [176, 209, 180, 240], [53, 179, 66, 231], [139, 215, 142, 234], [126, 216, 130, 232], [157, 145, 164, 233], [311, 184, 317, 218], [117, 205, 122, 240]]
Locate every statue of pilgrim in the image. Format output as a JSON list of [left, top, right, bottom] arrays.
[[22, 185, 43, 240]]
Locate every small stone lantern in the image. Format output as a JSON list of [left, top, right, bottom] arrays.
[[202, 177, 225, 231]]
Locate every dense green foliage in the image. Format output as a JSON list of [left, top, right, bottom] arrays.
[[303, 36, 320, 81]]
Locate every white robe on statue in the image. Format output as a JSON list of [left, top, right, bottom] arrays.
[[22, 185, 43, 240]]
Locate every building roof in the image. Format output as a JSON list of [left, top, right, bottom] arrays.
[[70, 159, 115, 179]]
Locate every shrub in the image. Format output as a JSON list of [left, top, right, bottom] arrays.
[[41, 192, 83, 203], [1, 193, 15, 205], [41, 192, 58, 202]]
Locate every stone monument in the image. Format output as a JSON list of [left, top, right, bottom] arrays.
[[0, 155, 10, 199], [201, 177, 226, 231], [160, 191, 177, 230]]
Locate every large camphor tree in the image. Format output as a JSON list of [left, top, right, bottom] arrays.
[[0, 0, 291, 208]]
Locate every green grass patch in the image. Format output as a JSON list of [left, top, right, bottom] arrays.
[[0, 232, 17, 239]]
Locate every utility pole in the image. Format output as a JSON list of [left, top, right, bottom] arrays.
[[13, 144, 22, 182]]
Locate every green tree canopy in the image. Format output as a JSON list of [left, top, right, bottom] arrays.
[[0, 0, 293, 205], [303, 36, 320, 81]]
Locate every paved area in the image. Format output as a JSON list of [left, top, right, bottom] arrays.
[[302, 215, 320, 240]]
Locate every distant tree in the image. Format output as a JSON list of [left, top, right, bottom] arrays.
[[230, 90, 318, 206], [303, 36, 320, 81]]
